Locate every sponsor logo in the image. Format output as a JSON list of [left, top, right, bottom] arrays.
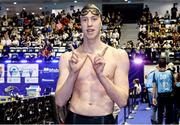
[[9, 66, 19, 76], [25, 78, 38, 83], [8, 64, 38, 77], [42, 79, 54, 82], [7, 78, 21, 83], [43, 68, 59, 73]]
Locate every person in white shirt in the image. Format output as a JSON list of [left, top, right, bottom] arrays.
[[133, 78, 142, 95], [164, 10, 170, 19], [163, 40, 172, 63], [12, 36, 19, 46], [1, 36, 12, 46], [112, 29, 120, 40], [133, 78, 142, 108]]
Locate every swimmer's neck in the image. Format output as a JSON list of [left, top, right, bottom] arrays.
[[81, 41, 106, 54]]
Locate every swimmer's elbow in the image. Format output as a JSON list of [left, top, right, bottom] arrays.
[[117, 99, 127, 108], [55, 98, 67, 107], [55, 95, 67, 107], [121, 100, 128, 107], [117, 94, 128, 108]]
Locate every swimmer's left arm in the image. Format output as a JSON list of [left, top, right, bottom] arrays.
[[97, 50, 129, 108]]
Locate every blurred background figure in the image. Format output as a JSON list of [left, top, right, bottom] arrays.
[[145, 65, 159, 124], [133, 78, 142, 110], [153, 58, 174, 124]]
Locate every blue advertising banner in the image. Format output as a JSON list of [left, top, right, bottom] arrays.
[[0, 61, 59, 96], [0, 59, 144, 96]]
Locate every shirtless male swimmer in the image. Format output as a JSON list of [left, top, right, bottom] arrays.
[[55, 4, 129, 124]]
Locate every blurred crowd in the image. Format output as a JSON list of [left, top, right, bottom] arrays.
[[0, 8, 122, 59], [124, 3, 180, 63], [0, 3, 179, 63]]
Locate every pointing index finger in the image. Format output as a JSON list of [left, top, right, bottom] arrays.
[[72, 51, 78, 58], [70, 44, 78, 58]]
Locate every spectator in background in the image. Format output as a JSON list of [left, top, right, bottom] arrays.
[[2, 45, 10, 57], [164, 10, 170, 19], [133, 78, 142, 109], [139, 15, 147, 25], [145, 65, 159, 124], [153, 58, 174, 124], [171, 3, 178, 19], [112, 29, 120, 46], [150, 39, 159, 62], [163, 40, 172, 63], [138, 30, 148, 44], [146, 11, 153, 24], [143, 5, 150, 14], [20, 8, 27, 18], [153, 12, 159, 22], [2, 15, 8, 27], [115, 12, 122, 26], [11, 36, 19, 47], [152, 19, 159, 32], [72, 30, 80, 42], [1, 36, 12, 47], [167, 62, 176, 83], [103, 16, 110, 25], [39, 43, 53, 60], [112, 29, 120, 41]]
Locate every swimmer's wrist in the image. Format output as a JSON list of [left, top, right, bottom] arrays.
[[97, 73, 105, 79], [69, 71, 79, 77]]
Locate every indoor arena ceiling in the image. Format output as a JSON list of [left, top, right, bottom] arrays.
[[0, 0, 179, 4]]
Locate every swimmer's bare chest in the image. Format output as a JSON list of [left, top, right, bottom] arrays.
[[73, 53, 116, 102], [69, 49, 117, 115]]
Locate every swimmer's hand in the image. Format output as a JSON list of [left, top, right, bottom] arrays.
[[88, 47, 108, 76], [69, 51, 88, 74]]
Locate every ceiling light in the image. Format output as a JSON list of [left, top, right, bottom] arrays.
[[13, 2, 17, 5], [134, 58, 143, 64], [74, 0, 77, 3]]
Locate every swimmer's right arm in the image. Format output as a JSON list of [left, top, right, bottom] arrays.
[[55, 53, 78, 107], [55, 52, 87, 107]]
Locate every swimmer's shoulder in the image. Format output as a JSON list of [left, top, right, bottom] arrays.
[[106, 45, 128, 57]]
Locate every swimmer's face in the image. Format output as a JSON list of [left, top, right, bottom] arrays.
[[80, 11, 102, 40]]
